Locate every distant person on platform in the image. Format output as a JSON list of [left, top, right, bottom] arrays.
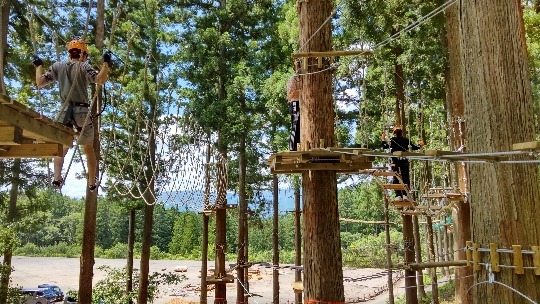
[[287, 74, 300, 151], [33, 38, 110, 192], [382, 126, 424, 201]]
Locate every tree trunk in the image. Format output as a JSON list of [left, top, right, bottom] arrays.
[[444, 2, 473, 301], [0, 159, 20, 303], [460, 0, 540, 302], [412, 215, 425, 299], [298, 0, 344, 301], [426, 216, 439, 304], [127, 209, 136, 303], [402, 214, 418, 304], [272, 174, 279, 304], [384, 197, 394, 304], [0, 0, 9, 94], [237, 134, 247, 303], [214, 148, 228, 304], [294, 184, 302, 304], [78, 5, 104, 299]]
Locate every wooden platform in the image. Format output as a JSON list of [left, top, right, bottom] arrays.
[[267, 148, 373, 174], [206, 274, 235, 284], [0, 95, 74, 158]]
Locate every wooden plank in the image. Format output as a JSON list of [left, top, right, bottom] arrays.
[[382, 184, 407, 190], [372, 171, 395, 177], [512, 141, 540, 151], [0, 126, 23, 145], [393, 151, 428, 158], [391, 201, 415, 207], [0, 143, 63, 158], [273, 162, 372, 172], [408, 260, 468, 270], [0, 103, 74, 146], [0, 94, 13, 104], [466, 241, 473, 267], [423, 193, 446, 199], [490, 243, 500, 272], [292, 50, 373, 58], [473, 243, 481, 271], [531, 245, 540, 276], [513, 245, 524, 275], [206, 274, 235, 284]]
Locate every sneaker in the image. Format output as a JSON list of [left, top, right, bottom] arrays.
[[89, 177, 98, 192], [52, 178, 63, 190], [394, 196, 402, 201], [402, 195, 409, 201]]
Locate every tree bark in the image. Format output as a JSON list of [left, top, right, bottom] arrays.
[[402, 214, 418, 304], [412, 215, 425, 299], [298, 0, 344, 301], [0, 159, 20, 304], [460, 1, 540, 302], [127, 209, 136, 303], [294, 184, 302, 304], [444, 2, 473, 301], [0, 0, 9, 94], [78, 4, 104, 300], [272, 174, 279, 304], [237, 134, 247, 303], [138, 6, 158, 299]]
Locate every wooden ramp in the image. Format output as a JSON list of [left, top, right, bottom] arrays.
[[267, 148, 373, 174], [0, 94, 74, 158]]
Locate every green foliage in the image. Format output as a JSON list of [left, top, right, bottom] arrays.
[[342, 228, 403, 268], [92, 266, 185, 304]]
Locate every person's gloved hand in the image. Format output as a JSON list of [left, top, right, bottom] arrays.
[[32, 55, 43, 67], [103, 52, 112, 64], [382, 132, 386, 140], [418, 140, 425, 147]]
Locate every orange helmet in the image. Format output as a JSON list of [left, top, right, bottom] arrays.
[[392, 126, 402, 133], [67, 39, 88, 54]]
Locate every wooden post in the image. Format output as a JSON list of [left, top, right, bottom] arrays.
[[402, 214, 418, 304], [443, 220, 450, 277], [215, 207, 227, 304], [413, 215, 426, 299], [200, 214, 209, 304], [426, 216, 439, 304], [272, 174, 279, 304], [294, 184, 302, 304], [126, 209, 136, 304], [201, 140, 211, 304], [385, 198, 395, 304]]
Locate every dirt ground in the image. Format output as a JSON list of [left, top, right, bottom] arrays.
[[7, 256, 405, 303]]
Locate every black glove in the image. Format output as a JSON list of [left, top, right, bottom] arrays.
[[103, 52, 112, 64], [32, 55, 43, 67]]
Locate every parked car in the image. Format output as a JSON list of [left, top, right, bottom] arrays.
[[63, 295, 77, 304], [21, 288, 54, 303], [20, 288, 49, 304], [38, 284, 64, 301]]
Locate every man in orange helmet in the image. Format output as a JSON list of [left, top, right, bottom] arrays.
[[33, 39, 110, 192], [382, 126, 424, 201]]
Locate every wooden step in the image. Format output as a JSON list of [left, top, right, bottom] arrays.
[[401, 210, 423, 215], [391, 200, 415, 207], [372, 171, 396, 177], [383, 184, 407, 190], [423, 193, 446, 199], [416, 205, 443, 210]]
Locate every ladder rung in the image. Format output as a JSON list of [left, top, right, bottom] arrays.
[[383, 184, 407, 190], [373, 171, 396, 177], [391, 201, 415, 207]]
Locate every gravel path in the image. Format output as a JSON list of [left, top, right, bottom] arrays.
[[7, 256, 405, 303]]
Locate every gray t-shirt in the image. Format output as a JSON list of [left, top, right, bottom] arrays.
[[42, 60, 98, 104]]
